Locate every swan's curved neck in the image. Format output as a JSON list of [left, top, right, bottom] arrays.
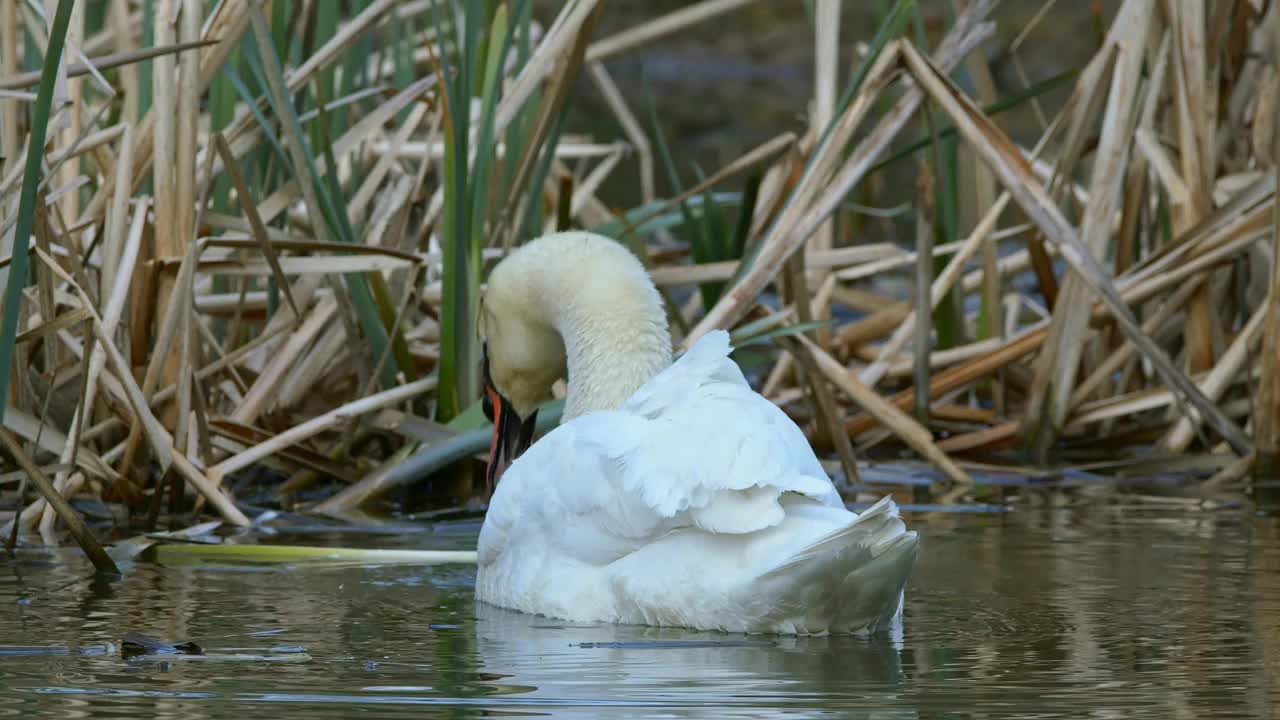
[[553, 295, 671, 420], [526, 242, 672, 421]]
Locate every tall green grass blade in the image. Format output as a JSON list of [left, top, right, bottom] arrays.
[[392, 15, 416, 123], [312, 0, 340, 146], [434, 0, 474, 422], [467, 3, 512, 246], [500, 0, 535, 200], [271, 0, 291, 69], [224, 66, 290, 167], [0, 0, 75, 420]]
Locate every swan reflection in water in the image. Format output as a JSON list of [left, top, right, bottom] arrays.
[[469, 600, 908, 715]]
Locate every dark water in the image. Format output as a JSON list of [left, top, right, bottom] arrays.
[[0, 507, 1277, 718]]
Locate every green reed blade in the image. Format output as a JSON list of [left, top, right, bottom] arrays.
[[0, 0, 75, 420]]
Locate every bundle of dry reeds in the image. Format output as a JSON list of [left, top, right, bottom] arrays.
[[0, 0, 1276, 566]]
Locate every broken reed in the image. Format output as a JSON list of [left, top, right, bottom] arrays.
[[0, 0, 1277, 559]]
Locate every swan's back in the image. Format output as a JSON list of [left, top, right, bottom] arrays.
[[476, 331, 918, 634]]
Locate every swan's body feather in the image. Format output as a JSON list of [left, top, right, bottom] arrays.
[[477, 330, 918, 635]]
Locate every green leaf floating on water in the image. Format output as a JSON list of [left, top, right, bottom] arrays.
[[150, 544, 477, 567]]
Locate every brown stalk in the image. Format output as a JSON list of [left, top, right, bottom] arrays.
[[796, 336, 973, 497], [0, 429, 119, 575], [897, 40, 1252, 456], [780, 252, 859, 488], [685, 0, 999, 346]]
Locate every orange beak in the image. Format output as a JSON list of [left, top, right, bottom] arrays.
[[482, 351, 538, 495]]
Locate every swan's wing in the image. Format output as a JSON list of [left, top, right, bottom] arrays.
[[478, 330, 841, 569]]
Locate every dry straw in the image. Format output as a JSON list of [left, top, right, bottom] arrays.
[[0, 0, 1276, 562]]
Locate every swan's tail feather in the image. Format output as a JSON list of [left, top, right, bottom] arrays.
[[762, 495, 905, 576], [753, 496, 919, 635]]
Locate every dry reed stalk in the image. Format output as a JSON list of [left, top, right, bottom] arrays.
[[834, 302, 911, 352], [1110, 229, 1269, 311], [883, 337, 1008, 379], [0, 429, 117, 574], [585, 0, 759, 62], [684, 43, 904, 345], [911, 163, 934, 422], [0, 38, 221, 93], [651, 242, 897, 286], [808, 0, 839, 339], [1255, 166, 1280, 479], [253, 77, 434, 225], [1069, 273, 1206, 409], [40, 344, 249, 528], [937, 420, 1020, 454], [35, 200, 145, 531], [1204, 452, 1255, 492], [494, 0, 601, 140], [232, 298, 337, 425], [0, 0, 16, 166], [1022, 0, 1152, 456], [589, 63, 655, 205], [846, 325, 1050, 437], [1160, 299, 1269, 452], [102, 126, 133, 293], [795, 335, 973, 495], [121, 7, 244, 199], [349, 104, 433, 225], [898, 40, 1253, 456], [211, 134, 298, 317], [208, 376, 437, 487], [499, 3, 605, 248], [1168, 2, 1218, 374], [176, 0, 200, 266], [109, 0, 136, 124], [861, 191, 1011, 387], [53, 0, 84, 228], [1, 406, 115, 483], [148, 0, 183, 412], [686, 1, 998, 347], [956, 9, 1006, 413], [781, 251, 859, 485]]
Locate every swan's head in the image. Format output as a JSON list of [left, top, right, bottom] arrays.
[[477, 231, 672, 489], [478, 256, 567, 489]]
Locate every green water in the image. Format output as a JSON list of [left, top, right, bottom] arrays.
[[0, 507, 1276, 718]]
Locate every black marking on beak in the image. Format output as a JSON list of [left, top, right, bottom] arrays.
[[483, 347, 538, 495]]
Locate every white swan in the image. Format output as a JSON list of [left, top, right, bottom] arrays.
[[476, 231, 918, 635]]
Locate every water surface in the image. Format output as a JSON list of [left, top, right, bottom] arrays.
[[0, 507, 1276, 718]]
